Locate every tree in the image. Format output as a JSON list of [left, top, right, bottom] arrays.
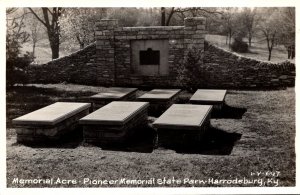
[[277, 7, 295, 59], [161, 7, 166, 26], [59, 8, 106, 49], [135, 8, 160, 26], [160, 7, 222, 26], [28, 8, 63, 59], [6, 8, 30, 59], [177, 47, 205, 92], [6, 8, 33, 87], [240, 8, 258, 47], [221, 8, 238, 48], [24, 13, 44, 58], [257, 8, 281, 61], [106, 8, 139, 27]]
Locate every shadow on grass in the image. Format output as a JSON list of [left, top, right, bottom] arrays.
[[212, 104, 247, 119], [15, 128, 84, 149], [14, 125, 241, 155], [159, 126, 242, 155], [96, 125, 241, 155]]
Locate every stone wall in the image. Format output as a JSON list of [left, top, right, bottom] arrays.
[[27, 43, 101, 85], [26, 17, 295, 89], [202, 42, 295, 89], [95, 17, 205, 87]]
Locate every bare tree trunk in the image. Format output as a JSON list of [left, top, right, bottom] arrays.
[[165, 7, 175, 26], [226, 35, 228, 45], [48, 30, 60, 59], [248, 34, 252, 47], [32, 42, 36, 58], [229, 33, 232, 48], [268, 49, 272, 61], [161, 7, 166, 26]]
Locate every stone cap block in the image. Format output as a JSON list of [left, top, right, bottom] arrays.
[[90, 87, 138, 100], [153, 104, 212, 130], [189, 89, 227, 104], [79, 101, 149, 125], [137, 89, 181, 102], [12, 102, 91, 126]]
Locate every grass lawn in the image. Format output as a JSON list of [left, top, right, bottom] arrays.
[[21, 40, 79, 65], [205, 34, 295, 64], [6, 84, 295, 187]]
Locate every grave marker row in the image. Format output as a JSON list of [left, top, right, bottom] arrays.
[[12, 87, 227, 146]]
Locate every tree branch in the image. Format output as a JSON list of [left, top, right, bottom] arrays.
[[166, 7, 175, 26], [6, 12, 31, 20], [28, 8, 47, 27], [47, 8, 53, 15]]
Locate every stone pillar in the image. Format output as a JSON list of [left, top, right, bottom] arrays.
[[184, 17, 206, 52], [95, 19, 118, 86]]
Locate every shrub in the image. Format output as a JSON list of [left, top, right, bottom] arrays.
[[6, 52, 34, 87], [230, 37, 249, 53], [177, 47, 205, 92]]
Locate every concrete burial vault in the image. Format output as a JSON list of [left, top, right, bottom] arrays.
[[90, 87, 138, 110], [153, 104, 213, 146], [137, 89, 181, 115], [189, 89, 227, 109], [12, 102, 91, 143], [79, 101, 149, 145]]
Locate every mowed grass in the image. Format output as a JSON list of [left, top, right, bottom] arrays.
[[21, 39, 79, 64], [206, 34, 295, 64], [6, 84, 295, 187]]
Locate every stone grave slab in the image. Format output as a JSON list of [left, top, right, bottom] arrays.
[[137, 89, 181, 116], [153, 104, 212, 146], [80, 101, 149, 145], [12, 102, 91, 143], [189, 89, 227, 109], [90, 87, 138, 110]]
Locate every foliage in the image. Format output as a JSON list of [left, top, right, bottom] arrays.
[[6, 52, 34, 87], [177, 47, 205, 92], [59, 8, 107, 50], [6, 8, 30, 59], [160, 7, 222, 26], [6, 8, 33, 87], [230, 37, 249, 53]]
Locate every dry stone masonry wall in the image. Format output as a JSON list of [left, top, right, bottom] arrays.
[[203, 42, 295, 89], [26, 17, 295, 89]]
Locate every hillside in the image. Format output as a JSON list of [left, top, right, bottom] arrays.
[[205, 34, 295, 64]]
